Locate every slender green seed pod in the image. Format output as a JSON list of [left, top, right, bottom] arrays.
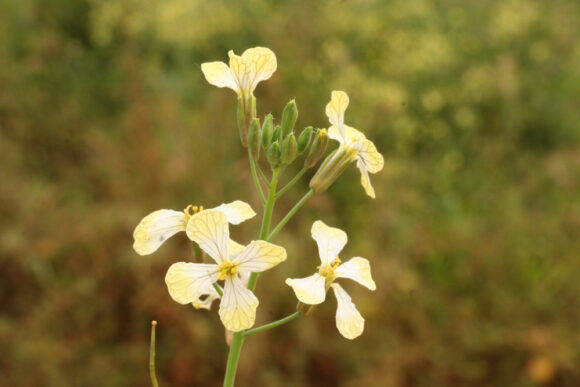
[[280, 133, 298, 164], [261, 114, 274, 148], [297, 126, 313, 155], [266, 141, 281, 168], [248, 118, 262, 161], [280, 99, 298, 137]]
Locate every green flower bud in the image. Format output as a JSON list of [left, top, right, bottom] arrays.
[[261, 114, 274, 148], [280, 133, 298, 164], [309, 146, 358, 193], [272, 125, 282, 142], [297, 126, 313, 155], [248, 118, 262, 161], [266, 141, 281, 168], [304, 129, 329, 169], [280, 99, 298, 137]]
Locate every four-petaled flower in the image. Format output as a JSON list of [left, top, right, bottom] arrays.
[[165, 209, 287, 331], [325, 90, 384, 198], [201, 47, 277, 101], [286, 220, 376, 339]]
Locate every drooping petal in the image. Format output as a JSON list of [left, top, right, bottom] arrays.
[[285, 273, 327, 305], [230, 47, 277, 95], [165, 262, 219, 305], [311, 220, 348, 267], [133, 209, 187, 255], [331, 283, 365, 340], [356, 138, 384, 174], [325, 90, 350, 139], [356, 160, 376, 199], [192, 287, 221, 311], [219, 275, 259, 331], [186, 210, 229, 264], [236, 240, 287, 272], [201, 61, 239, 93], [334, 257, 376, 290], [214, 200, 256, 225]]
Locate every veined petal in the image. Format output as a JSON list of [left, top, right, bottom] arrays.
[[228, 239, 246, 257], [334, 257, 376, 290], [219, 275, 259, 331], [235, 47, 277, 94], [285, 273, 326, 305], [311, 220, 348, 267], [326, 91, 349, 139], [186, 210, 229, 264], [331, 283, 365, 340], [357, 160, 376, 199], [236, 240, 287, 272], [214, 200, 256, 225], [201, 61, 239, 93], [133, 209, 186, 255], [356, 138, 384, 174], [165, 262, 219, 305], [192, 286, 221, 310]]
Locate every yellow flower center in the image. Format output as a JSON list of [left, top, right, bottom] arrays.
[[217, 261, 238, 281], [184, 205, 204, 222], [317, 256, 342, 282]]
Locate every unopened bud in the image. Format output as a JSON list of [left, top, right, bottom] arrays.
[[280, 99, 298, 137], [261, 114, 274, 148], [272, 125, 282, 142], [309, 146, 358, 193], [304, 129, 329, 169], [280, 133, 298, 164], [266, 141, 281, 167], [297, 126, 313, 155], [248, 118, 262, 161]]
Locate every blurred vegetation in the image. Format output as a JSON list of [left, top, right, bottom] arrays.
[[1, 0, 580, 386]]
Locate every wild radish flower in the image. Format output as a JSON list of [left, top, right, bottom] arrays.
[[132, 201, 256, 256], [310, 91, 384, 198], [286, 220, 376, 339], [165, 210, 287, 332]]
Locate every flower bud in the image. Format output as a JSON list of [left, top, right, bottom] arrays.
[[266, 141, 281, 167], [261, 114, 274, 148], [272, 125, 282, 142], [297, 126, 313, 155], [304, 129, 329, 169], [309, 146, 358, 193], [280, 133, 297, 165], [280, 99, 298, 137], [248, 118, 262, 161]]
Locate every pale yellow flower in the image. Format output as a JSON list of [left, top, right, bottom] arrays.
[[132, 200, 256, 256], [201, 47, 277, 100], [165, 210, 287, 331], [325, 90, 384, 198], [286, 220, 376, 339]]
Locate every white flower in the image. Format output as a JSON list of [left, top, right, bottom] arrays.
[[132, 200, 256, 256], [325, 90, 384, 198], [286, 220, 376, 339], [165, 210, 287, 332], [201, 47, 277, 100]]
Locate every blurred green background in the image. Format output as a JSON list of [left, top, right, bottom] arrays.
[[1, 0, 580, 386]]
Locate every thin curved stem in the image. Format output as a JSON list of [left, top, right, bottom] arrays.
[[257, 164, 270, 187], [267, 188, 315, 241], [242, 312, 300, 338], [249, 154, 266, 205], [275, 168, 307, 199], [149, 321, 159, 387]]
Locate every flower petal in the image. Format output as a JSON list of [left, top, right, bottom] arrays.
[[236, 240, 287, 272], [219, 275, 259, 331], [285, 273, 326, 305], [230, 47, 277, 95], [186, 209, 229, 264], [133, 209, 187, 255], [334, 257, 376, 290], [201, 61, 239, 93], [214, 200, 256, 225], [228, 239, 246, 256], [165, 262, 219, 305], [357, 159, 376, 199], [331, 283, 365, 340], [326, 90, 350, 139], [356, 138, 384, 174], [192, 290, 221, 311], [328, 124, 366, 145], [311, 220, 348, 266]]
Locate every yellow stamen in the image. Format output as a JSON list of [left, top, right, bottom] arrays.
[[217, 261, 238, 281], [184, 204, 203, 221]]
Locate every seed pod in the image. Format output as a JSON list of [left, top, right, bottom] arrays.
[[248, 118, 262, 161], [304, 129, 329, 169], [280, 99, 298, 137], [266, 141, 281, 168], [280, 133, 298, 164], [297, 126, 313, 155], [261, 114, 274, 148]]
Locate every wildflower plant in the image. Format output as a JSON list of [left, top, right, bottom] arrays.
[[133, 46, 384, 386]]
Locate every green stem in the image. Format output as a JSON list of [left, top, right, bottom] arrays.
[[257, 164, 270, 186], [242, 312, 300, 338], [275, 168, 307, 199], [223, 332, 244, 387], [150, 321, 159, 387], [267, 188, 315, 241], [213, 282, 223, 297], [249, 153, 266, 205]]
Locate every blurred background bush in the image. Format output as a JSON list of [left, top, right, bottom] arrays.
[[1, 0, 579, 385]]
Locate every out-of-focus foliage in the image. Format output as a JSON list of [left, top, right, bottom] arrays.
[[1, 0, 580, 385]]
